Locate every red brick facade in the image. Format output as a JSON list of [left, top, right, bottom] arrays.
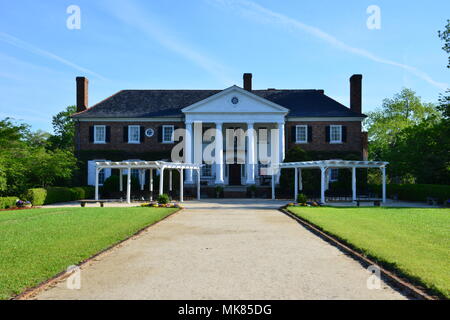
[[76, 121, 184, 153], [285, 121, 363, 155]]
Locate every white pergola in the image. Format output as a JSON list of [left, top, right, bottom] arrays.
[[95, 161, 202, 204], [272, 160, 388, 204]]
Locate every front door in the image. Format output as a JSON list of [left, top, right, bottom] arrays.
[[229, 164, 241, 185]]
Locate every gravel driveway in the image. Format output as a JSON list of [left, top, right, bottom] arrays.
[[35, 199, 407, 300]]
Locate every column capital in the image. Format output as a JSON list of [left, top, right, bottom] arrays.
[[215, 121, 223, 126], [185, 121, 193, 125]]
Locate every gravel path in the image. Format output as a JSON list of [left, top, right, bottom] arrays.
[[35, 200, 407, 300]]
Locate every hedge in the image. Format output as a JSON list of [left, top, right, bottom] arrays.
[[369, 184, 450, 202], [0, 197, 18, 209], [24, 186, 95, 206]]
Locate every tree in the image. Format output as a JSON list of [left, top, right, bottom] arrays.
[[48, 105, 76, 150], [438, 19, 450, 68], [365, 89, 440, 182]]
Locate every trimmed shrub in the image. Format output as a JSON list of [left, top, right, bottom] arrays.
[[297, 193, 307, 204], [44, 187, 74, 204], [368, 184, 450, 202], [157, 193, 170, 204], [102, 175, 140, 195], [79, 186, 95, 199], [23, 188, 47, 206], [0, 197, 19, 209]]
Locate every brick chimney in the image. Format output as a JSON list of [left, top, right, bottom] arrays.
[[243, 73, 252, 91], [76, 77, 88, 113], [350, 74, 362, 114]]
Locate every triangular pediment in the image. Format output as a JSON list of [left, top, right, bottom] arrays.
[[182, 86, 289, 114]]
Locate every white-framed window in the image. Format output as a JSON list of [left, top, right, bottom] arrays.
[[94, 125, 106, 144], [330, 168, 339, 182], [295, 125, 308, 143], [128, 125, 140, 144], [201, 164, 213, 177], [98, 169, 106, 185], [330, 125, 342, 143], [87, 160, 111, 186], [162, 125, 174, 143]]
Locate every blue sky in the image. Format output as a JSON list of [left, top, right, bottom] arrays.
[[0, 0, 448, 132]]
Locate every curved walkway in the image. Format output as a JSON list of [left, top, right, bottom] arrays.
[[35, 199, 407, 300]]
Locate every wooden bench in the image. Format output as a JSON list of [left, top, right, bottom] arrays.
[[356, 199, 382, 207], [79, 200, 107, 207]]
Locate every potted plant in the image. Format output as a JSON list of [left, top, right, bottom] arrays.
[[248, 185, 257, 198], [215, 186, 223, 198]]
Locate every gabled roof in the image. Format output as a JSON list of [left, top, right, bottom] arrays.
[[73, 87, 365, 118]]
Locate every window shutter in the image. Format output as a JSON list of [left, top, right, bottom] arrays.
[[342, 126, 347, 142], [105, 126, 111, 143], [140, 126, 145, 143], [325, 126, 330, 142], [89, 126, 94, 143], [158, 126, 163, 142], [123, 126, 128, 142], [308, 125, 312, 143], [291, 126, 296, 143]]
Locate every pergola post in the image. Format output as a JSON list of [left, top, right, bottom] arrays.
[[271, 168, 276, 200], [299, 169, 303, 191], [381, 166, 386, 204], [159, 167, 165, 196], [149, 169, 153, 201], [119, 169, 123, 192], [179, 169, 184, 202], [126, 166, 131, 204], [169, 170, 173, 193], [294, 167, 298, 202], [139, 169, 145, 191], [95, 167, 100, 201], [196, 169, 201, 200], [352, 167, 357, 203], [320, 166, 326, 204]]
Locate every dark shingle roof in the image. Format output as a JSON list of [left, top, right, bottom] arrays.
[[73, 88, 365, 118]]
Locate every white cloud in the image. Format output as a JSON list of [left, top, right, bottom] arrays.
[[213, 0, 448, 90], [0, 32, 107, 81]]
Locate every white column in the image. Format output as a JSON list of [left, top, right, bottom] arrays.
[[278, 121, 285, 163], [215, 122, 224, 184], [169, 170, 172, 192], [185, 122, 193, 184], [159, 167, 165, 196], [246, 122, 256, 184], [277, 121, 285, 184], [179, 169, 184, 202], [320, 167, 326, 204], [294, 167, 298, 202], [126, 166, 131, 204], [119, 169, 123, 192], [95, 167, 100, 200], [352, 167, 357, 202], [381, 166, 386, 203], [149, 169, 153, 201], [299, 169, 303, 191], [197, 169, 201, 200]]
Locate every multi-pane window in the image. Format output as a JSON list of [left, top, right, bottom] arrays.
[[162, 125, 174, 143], [201, 164, 212, 177], [295, 125, 308, 143], [94, 125, 106, 143], [330, 125, 342, 143], [330, 168, 339, 182], [128, 125, 140, 143], [98, 169, 105, 185]]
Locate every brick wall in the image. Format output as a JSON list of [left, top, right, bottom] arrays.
[[76, 121, 184, 153], [285, 121, 363, 157]]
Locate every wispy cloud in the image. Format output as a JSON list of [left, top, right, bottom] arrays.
[[212, 0, 448, 90], [104, 0, 234, 85], [0, 32, 107, 81]]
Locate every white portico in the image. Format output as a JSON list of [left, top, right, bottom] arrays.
[[182, 86, 288, 186]]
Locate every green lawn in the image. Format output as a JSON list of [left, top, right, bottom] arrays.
[[0, 207, 177, 300], [287, 206, 450, 298]]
